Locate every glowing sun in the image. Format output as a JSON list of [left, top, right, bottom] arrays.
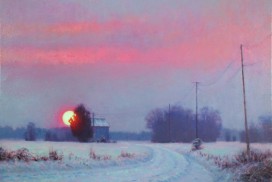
[[62, 111, 75, 126]]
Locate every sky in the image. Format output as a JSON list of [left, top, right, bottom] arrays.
[[0, 0, 271, 132]]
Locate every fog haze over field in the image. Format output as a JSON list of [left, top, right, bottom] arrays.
[[0, 0, 271, 131]]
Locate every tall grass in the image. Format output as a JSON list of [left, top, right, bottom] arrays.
[[89, 148, 111, 160], [198, 150, 272, 181], [0, 147, 63, 162]]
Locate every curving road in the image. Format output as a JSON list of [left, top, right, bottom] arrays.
[[1, 144, 221, 182]]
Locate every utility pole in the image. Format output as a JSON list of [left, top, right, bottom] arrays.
[[92, 112, 95, 127], [240, 44, 250, 155], [193, 82, 199, 139], [168, 104, 171, 142]]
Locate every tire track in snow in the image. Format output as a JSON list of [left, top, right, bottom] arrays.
[[72, 144, 190, 182]]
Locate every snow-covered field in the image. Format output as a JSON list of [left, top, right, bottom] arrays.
[[0, 140, 271, 182]]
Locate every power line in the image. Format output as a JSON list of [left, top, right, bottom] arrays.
[[197, 67, 241, 103], [225, 67, 242, 83], [200, 61, 235, 87], [179, 85, 195, 102], [244, 61, 263, 67], [199, 34, 270, 88]]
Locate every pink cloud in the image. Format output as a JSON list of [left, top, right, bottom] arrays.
[[2, 46, 140, 65], [47, 20, 123, 35], [1, 0, 270, 71]]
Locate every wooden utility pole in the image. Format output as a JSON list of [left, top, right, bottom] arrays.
[[168, 104, 171, 142], [193, 82, 199, 138], [92, 113, 95, 126], [240, 44, 250, 155]]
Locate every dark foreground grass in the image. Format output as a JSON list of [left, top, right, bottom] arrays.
[[0, 147, 63, 162], [198, 150, 272, 182]]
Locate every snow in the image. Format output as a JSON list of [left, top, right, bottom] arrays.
[[201, 142, 272, 156], [93, 118, 109, 127], [160, 142, 272, 157], [0, 140, 271, 182]]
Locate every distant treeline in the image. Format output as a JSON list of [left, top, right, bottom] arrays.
[[146, 104, 272, 143], [240, 115, 272, 143], [220, 115, 272, 143], [0, 126, 46, 140], [0, 113, 270, 143], [219, 128, 240, 142], [0, 125, 151, 141], [146, 105, 223, 143]]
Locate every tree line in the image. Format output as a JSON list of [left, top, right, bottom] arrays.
[[240, 115, 272, 143], [0, 124, 151, 142], [1, 103, 270, 143], [145, 105, 222, 143]]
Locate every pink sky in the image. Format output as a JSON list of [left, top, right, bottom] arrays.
[[1, 0, 271, 131]]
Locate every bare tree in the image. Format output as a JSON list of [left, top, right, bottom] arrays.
[[198, 107, 222, 142], [145, 105, 222, 143], [240, 115, 272, 143], [25, 122, 36, 141], [145, 108, 168, 142], [259, 115, 272, 142]]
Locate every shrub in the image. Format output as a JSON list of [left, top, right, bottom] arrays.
[[235, 150, 272, 164], [0, 147, 32, 162], [16, 148, 31, 162], [32, 155, 49, 161], [49, 150, 63, 161], [239, 160, 272, 182], [191, 138, 203, 151], [0, 147, 63, 162], [198, 150, 272, 181], [0, 147, 7, 161]]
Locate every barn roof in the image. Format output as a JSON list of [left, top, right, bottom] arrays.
[[93, 118, 109, 127]]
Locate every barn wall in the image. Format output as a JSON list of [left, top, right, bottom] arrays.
[[93, 127, 109, 141]]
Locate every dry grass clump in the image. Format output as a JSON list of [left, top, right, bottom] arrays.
[[0, 147, 32, 162], [49, 149, 63, 161], [238, 160, 272, 182], [198, 150, 272, 181], [89, 149, 112, 160], [0, 147, 63, 162], [89, 149, 135, 160], [235, 150, 272, 164]]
